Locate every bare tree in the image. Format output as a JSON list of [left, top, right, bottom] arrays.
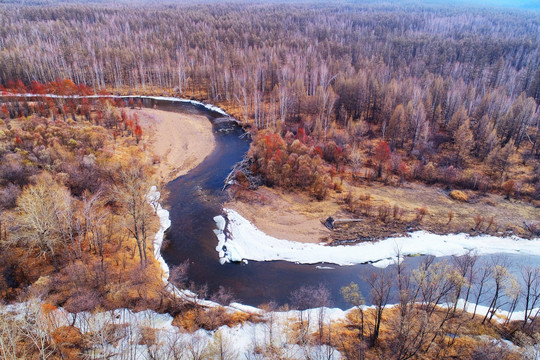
[[483, 257, 514, 324], [366, 268, 392, 347], [521, 266, 540, 328], [451, 251, 478, 313], [290, 284, 332, 345], [8, 174, 73, 260], [115, 160, 156, 267], [471, 262, 492, 319]]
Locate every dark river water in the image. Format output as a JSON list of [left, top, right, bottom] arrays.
[[145, 98, 540, 311]]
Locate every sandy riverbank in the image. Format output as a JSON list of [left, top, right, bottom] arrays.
[[226, 178, 540, 245], [129, 108, 215, 182], [216, 208, 540, 267], [224, 187, 333, 244]]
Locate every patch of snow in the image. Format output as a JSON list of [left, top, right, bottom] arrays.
[[217, 209, 540, 267], [371, 256, 404, 268], [0, 301, 342, 359], [214, 214, 247, 264], [316, 265, 335, 270], [227, 302, 265, 315], [214, 214, 226, 231], [0, 93, 231, 117], [147, 186, 171, 281], [3, 298, 537, 359], [451, 299, 531, 323]]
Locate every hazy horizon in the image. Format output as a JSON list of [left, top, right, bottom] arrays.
[[5, 0, 540, 10]]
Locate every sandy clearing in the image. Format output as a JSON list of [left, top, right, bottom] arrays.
[[225, 187, 333, 244], [130, 108, 215, 182], [225, 177, 539, 245]]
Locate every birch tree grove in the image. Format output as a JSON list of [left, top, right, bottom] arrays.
[[0, 2, 539, 195]]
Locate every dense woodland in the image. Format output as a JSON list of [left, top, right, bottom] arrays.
[[1, 1, 539, 202], [0, 87, 170, 305], [0, 1, 540, 358]]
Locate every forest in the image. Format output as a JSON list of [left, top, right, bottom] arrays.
[[0, 0, 539, 359], [1, 1, 538, 198]]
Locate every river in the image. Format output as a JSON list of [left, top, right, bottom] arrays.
[[3, 93, 537, 310], [147, 98, 540, 310]]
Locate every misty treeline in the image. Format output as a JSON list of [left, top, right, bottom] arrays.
[[1, 1, 539, 197]]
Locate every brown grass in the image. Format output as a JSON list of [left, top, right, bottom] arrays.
[[228, 178, 539, 244], [173, 307, 263, 332]]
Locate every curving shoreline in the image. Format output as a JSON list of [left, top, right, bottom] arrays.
[[215, 208, 540, 268], [9, 93, 540, 313], [135, 108, 216, 182], [4, 94, 540, 347], [0, 93, 231, 117], [147, 186, 172, 282]]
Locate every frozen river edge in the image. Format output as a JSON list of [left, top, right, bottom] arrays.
[[215, 208, 540, 268]]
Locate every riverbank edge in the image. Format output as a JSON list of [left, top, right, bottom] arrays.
[[6, 93, 539, 317], [138, 102, 260, 314], [1, 92, 258, 312], [214, 207, 540, 268], [2, 94, 538, 357]]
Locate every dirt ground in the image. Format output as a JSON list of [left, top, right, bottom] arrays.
[[131, 108, 215, 183], [225, 187, 334, 244], [226, 180, 539, 244]]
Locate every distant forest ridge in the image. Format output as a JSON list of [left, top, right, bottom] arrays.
[[2, 0, 540, 10], [0, 1, 538, 198], [438, 0, 540, 10]]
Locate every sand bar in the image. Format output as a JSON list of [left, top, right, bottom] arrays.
[[132, 108, 215, 182]]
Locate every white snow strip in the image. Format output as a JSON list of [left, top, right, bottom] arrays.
[[371, 256, 404, 268], [0, 301, 343, 359], [0, 93, 231, 116], [217, 208, 540, 267], [443, 299, 533, 324], [147, 187, 224, 307], [227, 302, 265, 315], [316, 265, 335, 270], [4, 299, 538, 359], [147, 186, 172, 281]]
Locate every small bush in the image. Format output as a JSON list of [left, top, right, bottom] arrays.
[[344, 192, 358, 213], [450, 190, 468, 202], [473, 215, 485, 231], [358, 199, 373, 217], [415, 206, 428, 222], [393, 204, 403, 220], [447, 210, 454, 225], [358, 193, 371, 201], [502, 180, 516, 200], [377, 204, 391, 222]]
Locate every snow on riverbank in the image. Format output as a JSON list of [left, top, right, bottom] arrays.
[[215, 208, 540, 267], [2, 298, 536, 359], [147, 186, 223, 308], [147, 186, 172, 281], [0, 300, 342, 359], [0, 93, 230, 116]]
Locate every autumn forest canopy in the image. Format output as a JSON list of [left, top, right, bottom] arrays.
[[1, 1, 539, 196], [0, 1, 540, 358]]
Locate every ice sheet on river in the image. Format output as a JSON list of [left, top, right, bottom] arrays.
[[215, 209, 540, 267]]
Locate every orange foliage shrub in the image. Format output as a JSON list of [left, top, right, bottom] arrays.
[[450, 190, 469, 202]]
